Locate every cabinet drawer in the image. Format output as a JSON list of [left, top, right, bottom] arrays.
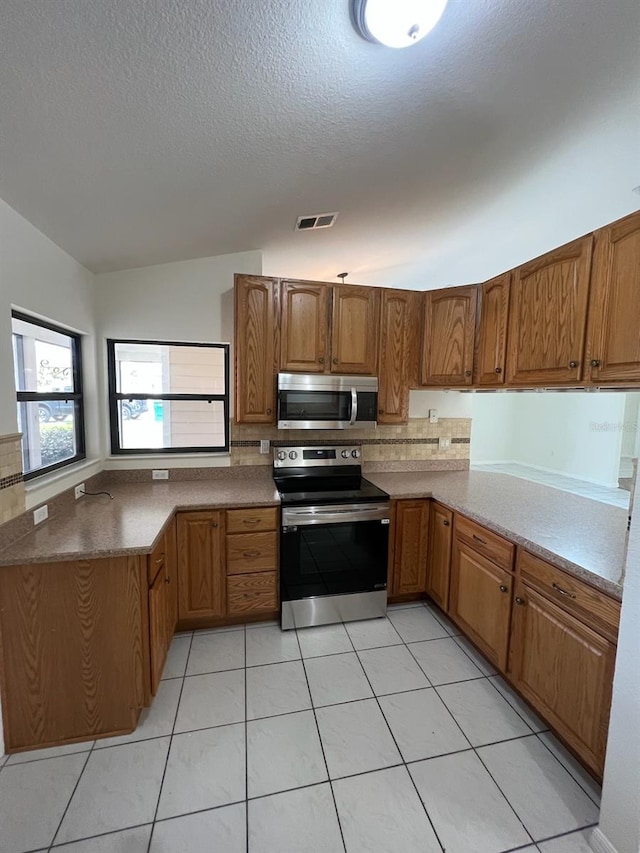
[[226, 506, 278, 534], [454, 514, 515, 572], [227, 571, 278, 615], [227, 532, 277, 574], [517, 550, 620, 641]]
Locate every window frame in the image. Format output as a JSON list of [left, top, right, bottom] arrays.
[[12, 310, 86, 481], [107, 338, 230, 455]]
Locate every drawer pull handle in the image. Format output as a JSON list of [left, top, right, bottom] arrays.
[[515, 596, 526, 606], [472, 534, 487, 545], [155, 556, 165, 565], [499, 584, 508, 593], [552, 582, 576, 599], [243, 519, 260, 525], [243, 550, 261, 558]]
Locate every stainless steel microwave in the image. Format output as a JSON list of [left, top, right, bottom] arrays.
[[277, 373, 378, 430]]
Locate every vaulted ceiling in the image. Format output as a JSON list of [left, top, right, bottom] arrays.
[[1, 0, 638, 283]]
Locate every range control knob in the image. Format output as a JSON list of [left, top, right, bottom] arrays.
[[288, 450, 298, 460], [351, 449, 361, 459], [341, 449, 351, 459], [276, 450, 287, 461]]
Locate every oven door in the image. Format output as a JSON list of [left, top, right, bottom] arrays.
[[280, 502, 390, 603]]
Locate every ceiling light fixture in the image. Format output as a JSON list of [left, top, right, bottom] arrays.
[[351, 0, 448, 48]]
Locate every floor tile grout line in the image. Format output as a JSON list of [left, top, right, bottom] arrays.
[[49, 822, 154, 850], [292, 626, 348, 853], [47, 727, 99, 851], [344, 625, 449, 853], [146, 630, 196, 853], [530, 821, 600, 847], [533, 731, 602, 807]]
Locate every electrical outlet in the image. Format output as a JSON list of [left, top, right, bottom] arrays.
[[429, 408, 438, 424], [439, 436, 451, 450], [74, 483, 85, 500], [260, 439, 270, 454], [152, 469, 169, 480], [33, 505, 48, 525]]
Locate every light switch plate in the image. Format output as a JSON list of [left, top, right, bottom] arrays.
[[260, 439, 270, 454], [439, 436, 451, 450], [152, 469, 169, 480], [429, 409, 438, 424], [33, 505, 48, 525]]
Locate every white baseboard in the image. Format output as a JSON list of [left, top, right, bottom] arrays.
[[590, 827, 620, 853]]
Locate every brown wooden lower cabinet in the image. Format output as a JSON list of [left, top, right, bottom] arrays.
[[390, 500, 429, 597], [426, 502, 453, 609], [177, 510, 226, 625], [508, 577, 616, 777], [449, 538, 513, 671]]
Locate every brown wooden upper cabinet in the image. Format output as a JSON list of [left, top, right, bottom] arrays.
[[234, 275, 279, 423], [586, 209, 640, 384], [506, 236, 593, 385], [421, 286, 478, 386], [378, 289, 421, 423], [474, 273, 510, 386], [280, 280, 329, 373], [331, 284, 380, 374]]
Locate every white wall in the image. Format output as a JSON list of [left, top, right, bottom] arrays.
[[471, 392, 626, 488], [594, 503, 640, 853], [94, 250, 262, 466], [409, 390, 472, 420]]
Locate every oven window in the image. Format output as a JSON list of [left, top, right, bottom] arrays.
[[279, 390, 351, 422]]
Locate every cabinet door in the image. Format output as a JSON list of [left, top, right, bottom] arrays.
[[475, 273, 511, 386], [507, 236, 593, 385], [421, 286, 478, 386], [149, 566, 168, 697], [426, 503, 453, 611], [509, 582, 616, 776], [449, 539, 513, 671], [586, 210, 640, 383], [391, 500, 429, 597], [164, 518, 178, 639], [177, 511, 225, 622], [280, 281, 329, 372], [235, 275, 279, 423], [378, 290, 420, 423], [331, 285, 380, 374]]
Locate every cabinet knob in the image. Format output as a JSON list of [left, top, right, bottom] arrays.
[[333, 358, 339, 364], [464, 370, 472, 377], [515, 596, 525, 606], [266, 408, 272, 415], [590, 359, 601, 368], [499, 584, 508, 593], [211, 522, 218, 528], [443, 520, 450, 527], [378, 409, 385, 415], [494, 367, 502, 374], [318, 357, 324, 364], [568, 360, 579, 369], [165, 576, 170, 584]]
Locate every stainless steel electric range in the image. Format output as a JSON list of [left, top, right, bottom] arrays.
[[273, 445, 390, 630]]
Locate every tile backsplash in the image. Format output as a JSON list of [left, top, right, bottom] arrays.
[[0, 434, 25, 524], [230, 417, 471, 469]]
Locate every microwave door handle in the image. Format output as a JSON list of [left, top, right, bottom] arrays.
[[349, 387, 358, 425]]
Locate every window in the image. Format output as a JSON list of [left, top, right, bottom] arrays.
[[107, 340, 229, 454], [12, 312, 86, 479]]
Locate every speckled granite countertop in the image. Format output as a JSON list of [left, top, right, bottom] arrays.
[[0, 469, 626, 599], [0, 474, 279, 567], [366, 471, 626, 599]]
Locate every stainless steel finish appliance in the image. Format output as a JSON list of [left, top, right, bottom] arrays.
[[274, 445, 390, 630], [277, 373, 378, 430]]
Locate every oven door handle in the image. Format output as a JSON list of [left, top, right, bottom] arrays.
[[282, 503, 390, 526], [349, 387, 358, 426]]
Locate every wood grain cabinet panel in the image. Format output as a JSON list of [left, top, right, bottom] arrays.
[[234, 275, 279, 423], [426, 502, 453, 610], [331, 284, 380, 374], [586, 209, 640, 383], [280, 281, 329, 373], [454, 514, 514, 573], [177, 511, 225, 623], [226, 531, 277, 574], [507, 236, 593, 385], [475, 273, 511, 385], [0, 557, 147, 751], [509, 581, 616, 776], [421, 286, 478, 386], [149, 564, 169, 697], [391, 500, 429, 597], [378, 289, 421, 423], [226, 506, 278, 534], [450, 539, 513, 671], [227, 572, 278, 615]]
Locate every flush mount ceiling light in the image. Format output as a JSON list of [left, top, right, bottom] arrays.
[[351, 0, 448, 48]]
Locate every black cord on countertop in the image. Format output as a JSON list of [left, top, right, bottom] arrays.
[[80, 489, 114, 500]]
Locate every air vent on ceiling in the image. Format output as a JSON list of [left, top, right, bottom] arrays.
[[295, 212, 339, 231]]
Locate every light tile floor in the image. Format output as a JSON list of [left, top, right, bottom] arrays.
[[473, 462, 630, 509], [0, 601, 602, 853]]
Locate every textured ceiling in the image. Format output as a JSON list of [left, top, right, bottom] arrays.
[[0, 0, 638, 280]]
